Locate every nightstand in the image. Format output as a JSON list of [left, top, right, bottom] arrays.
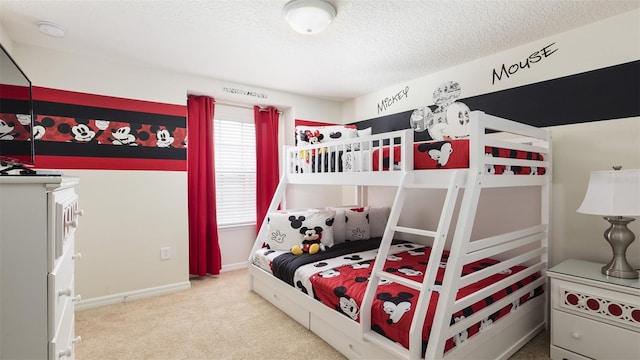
[[547, 259, 640, 360]]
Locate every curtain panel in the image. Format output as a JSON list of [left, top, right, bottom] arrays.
[[254, 106, 280, 233], [187, 95, 221, 276]]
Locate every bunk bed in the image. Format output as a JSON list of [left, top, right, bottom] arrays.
[[248, 111, 551, 360]]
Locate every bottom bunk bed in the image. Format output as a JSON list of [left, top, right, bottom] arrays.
[[249, 237, 546, 359]]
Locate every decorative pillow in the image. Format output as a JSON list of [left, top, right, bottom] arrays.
[[264, 210, 308, 251], [296, 125, 357, 147], [347, 127, 372, 151], [369, 206, 390, 238], [343, 206, 370, 241], [357, 127, 372, 138], [265, 209, 335, 251]]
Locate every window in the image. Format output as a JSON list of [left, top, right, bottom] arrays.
[[214, 105, 256, 226]]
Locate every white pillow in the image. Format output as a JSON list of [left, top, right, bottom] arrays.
[[369, 206, 390, 238], [343, 206, 370, 241], [349, 127, 372, 151], [265, 209, 336, 251], [357, 127, 372, 137]]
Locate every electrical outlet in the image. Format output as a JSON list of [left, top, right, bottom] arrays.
[[160, 247, 171, 260]]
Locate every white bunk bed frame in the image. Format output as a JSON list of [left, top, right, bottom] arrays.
[[248, 111, 551, 360]]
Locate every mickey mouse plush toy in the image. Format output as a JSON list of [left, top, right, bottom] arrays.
[[291, 226, 324, 255]]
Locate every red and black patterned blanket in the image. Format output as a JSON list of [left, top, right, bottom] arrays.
[[306, 244, 542, 353]]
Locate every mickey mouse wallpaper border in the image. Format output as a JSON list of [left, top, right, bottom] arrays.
[[27, 87, 187, 171]]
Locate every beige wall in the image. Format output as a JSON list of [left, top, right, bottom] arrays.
[[2, 40, 343, 305], [549, 118, 640, 267]]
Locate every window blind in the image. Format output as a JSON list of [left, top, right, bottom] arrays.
[[214, 105, 256, 226]]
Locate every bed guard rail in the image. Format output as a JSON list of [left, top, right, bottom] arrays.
[[283, 128, 414, 185]]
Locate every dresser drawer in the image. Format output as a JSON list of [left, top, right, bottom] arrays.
[[54, 191, 80, 260], [49, 299, 75, 360], [552, 310, 640, 359], [48, 237, 76, 338]]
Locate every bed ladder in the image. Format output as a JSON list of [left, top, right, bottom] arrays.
[[360, 170, 466, 360]]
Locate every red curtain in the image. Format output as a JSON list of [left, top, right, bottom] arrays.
[[254, 106, 280, 231], [187, 95, 221, 276]]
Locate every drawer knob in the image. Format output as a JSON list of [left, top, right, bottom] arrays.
[[76, 209, 85, 216], [73, 253, 82, 260], [66, 219, 78, 228], [58, 288, 72, 297], [58, 348, 72, 358], [571, 331, 581, 339], [72, 295, 82, 302], [72, 336, 82, 344]]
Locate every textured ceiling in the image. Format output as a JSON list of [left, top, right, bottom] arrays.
[[0, 0, 638, 101]]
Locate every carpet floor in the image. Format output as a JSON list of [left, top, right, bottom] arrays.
[[75, 268, 550, 359]]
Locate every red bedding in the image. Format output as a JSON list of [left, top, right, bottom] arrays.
[[372, 139, 545, 174], [309, 246, 542, 354]]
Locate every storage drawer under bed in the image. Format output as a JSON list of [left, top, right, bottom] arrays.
[[310, 312, 397, 360], [251, 270, 310, 328]]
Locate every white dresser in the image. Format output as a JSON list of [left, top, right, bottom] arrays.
[[547, 259, 640, 360], [0, 176, 82, 360]]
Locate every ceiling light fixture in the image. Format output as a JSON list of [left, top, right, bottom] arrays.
[[282, 0, 336, 35], [38, 21, 65, 38]]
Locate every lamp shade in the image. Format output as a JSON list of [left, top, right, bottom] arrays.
[[577, 169, 640, 216], [283, 0, 336, 34]]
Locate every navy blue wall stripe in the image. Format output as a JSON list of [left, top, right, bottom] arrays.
[[351, 60, 639, 142]]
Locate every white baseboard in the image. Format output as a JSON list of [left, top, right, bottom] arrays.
[[75, 281, 191, 311], [221, 261, 249, 272], [76, 263, 248, 311]]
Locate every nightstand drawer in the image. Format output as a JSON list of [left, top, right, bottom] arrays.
[[551, 278, 640, 332], [552, 310, 640, 359]]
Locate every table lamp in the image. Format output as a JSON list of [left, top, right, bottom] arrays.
[[577, 167, 640, 279]]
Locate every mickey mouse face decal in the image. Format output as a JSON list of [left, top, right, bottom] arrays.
[[156, 128, 175, 148], [112, 126, 138, 145], [0, 119, 16, 140], [71, 123, 96, 142]]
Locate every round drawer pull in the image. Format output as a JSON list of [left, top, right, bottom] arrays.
[[66, 219, 78, 228], [571, 331, 581, 339], [73, 253, 82, 260], [72, 336, 82, 344], [72, 294, 82, 302], [76, 209, 85, 216], [58, 288, 72, 297]]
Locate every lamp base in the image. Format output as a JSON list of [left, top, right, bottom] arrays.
[[601, 216, 639, 279]]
